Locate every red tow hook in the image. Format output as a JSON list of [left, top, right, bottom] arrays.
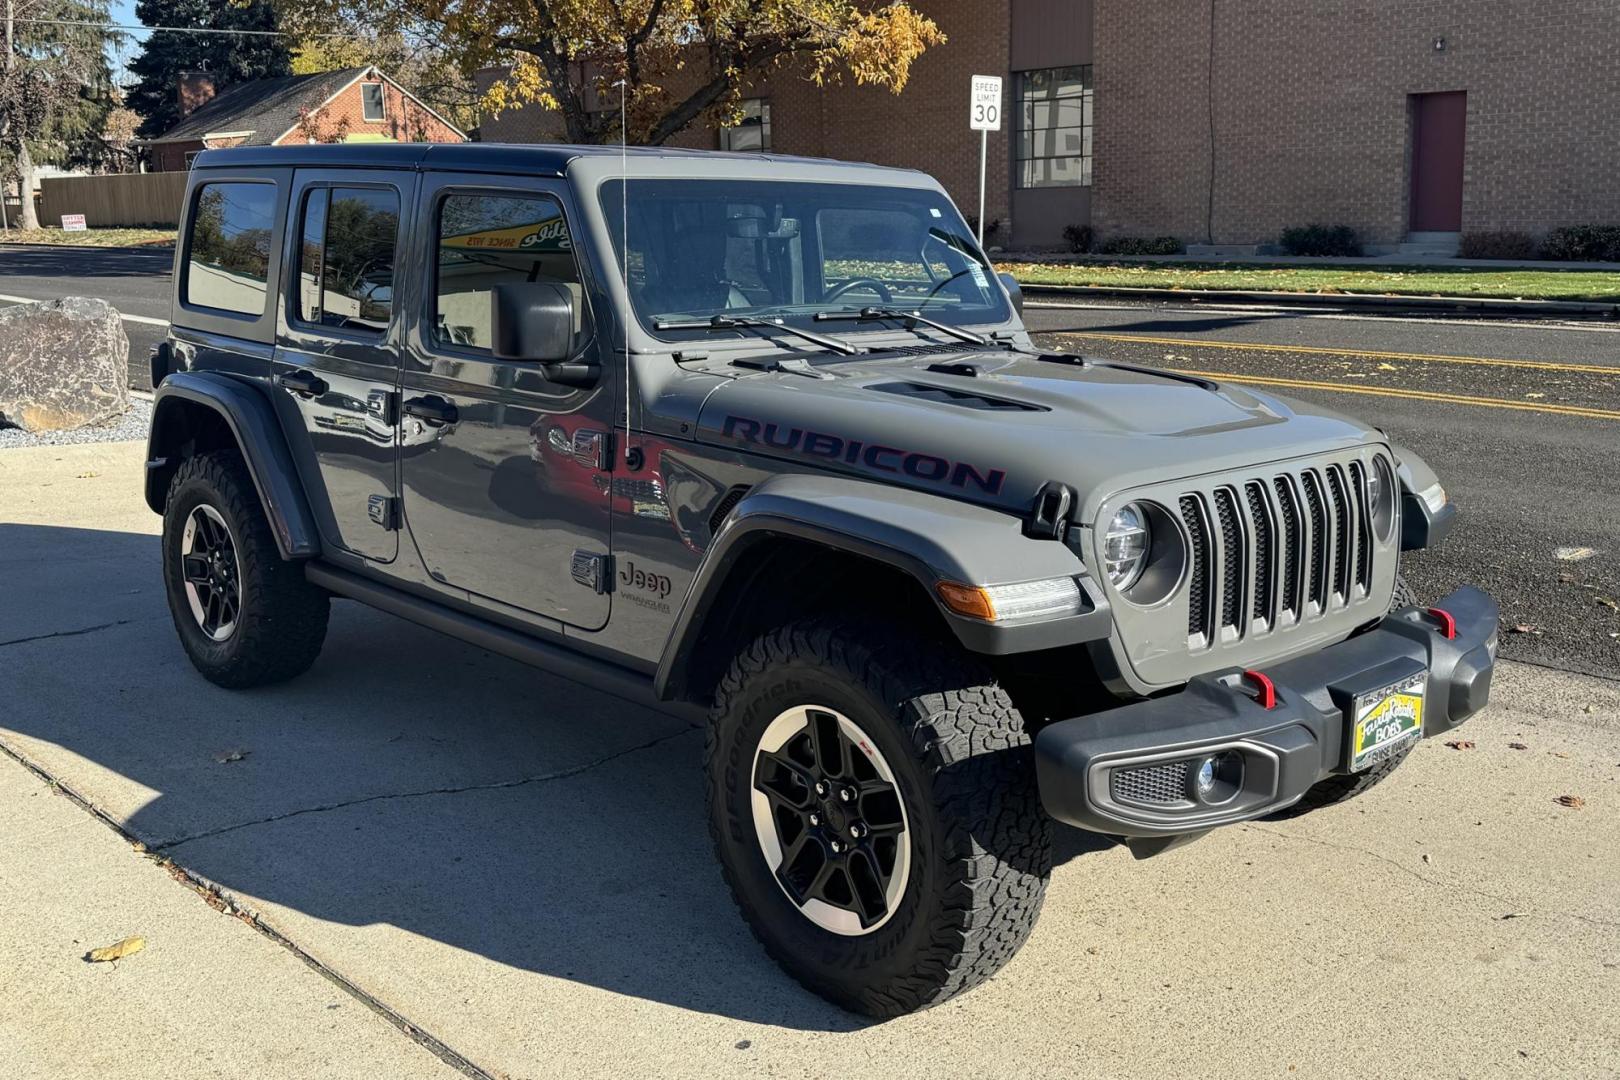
[[1425, 607, 1458, 640], [1241, 669, 1277, 710]]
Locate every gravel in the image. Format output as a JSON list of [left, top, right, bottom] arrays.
[[0, 395, 152, 449]]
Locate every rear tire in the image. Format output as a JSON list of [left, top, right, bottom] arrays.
[[162, 450, 329, 688], [706, 619, 1051, 1017], [1274, 572, 1419, 816]]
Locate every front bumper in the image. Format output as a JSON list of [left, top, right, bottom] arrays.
[[1035, 586, 1498, 837]]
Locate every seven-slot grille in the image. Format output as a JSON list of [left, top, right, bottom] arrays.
[[1181, 460, 1378, 644]]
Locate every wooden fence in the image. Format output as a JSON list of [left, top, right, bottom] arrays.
[[38, 172, 189, 228]]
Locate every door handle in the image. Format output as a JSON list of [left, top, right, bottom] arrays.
[[402, 395, 459, 425], [276, 369, 328, 397]]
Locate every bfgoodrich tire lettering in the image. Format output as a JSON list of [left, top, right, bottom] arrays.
[[706, 619, 1051, 1016], [162, 450, 329, 688]]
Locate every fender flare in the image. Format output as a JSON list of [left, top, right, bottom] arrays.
[[144, 371, 321, 560], [1391, 442, 1456, 551], [653, 473, 1110, 701]]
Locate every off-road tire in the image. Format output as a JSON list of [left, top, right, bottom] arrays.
[[1276, 573, 1419, 816], [162, 450, 329, 688], [706, 619, 1052, 1017]]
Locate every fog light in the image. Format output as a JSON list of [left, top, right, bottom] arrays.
[[1196, 757, 1216, 796], [1190, 750, 1244, 804]]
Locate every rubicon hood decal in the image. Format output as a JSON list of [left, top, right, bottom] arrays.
[[722, 415, 1006, 494]]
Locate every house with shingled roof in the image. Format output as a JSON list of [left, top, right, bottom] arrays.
[[145, 65, 464, 172]]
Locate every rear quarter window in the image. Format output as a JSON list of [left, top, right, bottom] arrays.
[[185, 182, 276, 316]]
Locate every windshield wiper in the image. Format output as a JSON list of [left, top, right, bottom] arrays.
[[814, 306, 987, 347], [652, 314, 858, 356]]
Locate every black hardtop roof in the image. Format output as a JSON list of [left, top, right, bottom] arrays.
[[191, 141, 905, 177]]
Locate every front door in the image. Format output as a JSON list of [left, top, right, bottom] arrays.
[[272, 171, 410, 562], [397, 174, 614, 630], [1409, 91, 1467, 233]]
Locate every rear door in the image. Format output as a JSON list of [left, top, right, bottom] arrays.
[[397, 173, 615, 629], [271, 170, 411, 562]]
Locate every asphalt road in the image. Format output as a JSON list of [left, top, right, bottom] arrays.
[[3, 443, 1617, 1079], [3, 244, 1617, 676]]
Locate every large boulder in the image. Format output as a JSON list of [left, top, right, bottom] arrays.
[[0, 297, 129, 433]]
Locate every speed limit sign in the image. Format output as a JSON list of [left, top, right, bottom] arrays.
[[970, 75, 1002, 132]]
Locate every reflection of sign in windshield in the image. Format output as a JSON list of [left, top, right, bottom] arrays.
[[440, 219, 571, 252]]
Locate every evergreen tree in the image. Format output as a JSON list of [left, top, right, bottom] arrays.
[[126, 0, 291, 139]]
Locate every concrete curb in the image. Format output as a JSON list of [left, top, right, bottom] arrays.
[[1017, 281, 1620, 320], [0, 241, 174, 255]]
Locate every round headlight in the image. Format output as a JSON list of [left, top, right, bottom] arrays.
[[1103, 503, 1151, 590], [1370, 456, 1397, 541]]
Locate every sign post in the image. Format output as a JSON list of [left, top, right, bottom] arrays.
[[969, 75, 1002, 248]]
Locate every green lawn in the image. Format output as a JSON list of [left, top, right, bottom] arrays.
[[997, 260, 1620, 303], [2, 226, 175, 247]]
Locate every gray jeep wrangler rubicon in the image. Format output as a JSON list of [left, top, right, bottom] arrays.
[[146, 143, 1496, 1016]]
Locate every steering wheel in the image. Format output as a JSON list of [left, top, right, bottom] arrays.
[[825, 277, 893, 303]]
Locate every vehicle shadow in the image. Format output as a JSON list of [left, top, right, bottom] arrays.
[[0, 522, 1113, 1031]]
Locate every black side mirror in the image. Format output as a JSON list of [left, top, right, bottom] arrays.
[[491, 282, 598, 387], [997, 271, 1024, 317]]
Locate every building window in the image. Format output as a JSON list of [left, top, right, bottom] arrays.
[[719, 98, 771, 152], [1015, 66, 1092, 188], [362, 83, 386, 122]]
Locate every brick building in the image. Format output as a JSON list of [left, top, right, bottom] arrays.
[[477, 1, 1619, 253], [146, 66, 464, 172]]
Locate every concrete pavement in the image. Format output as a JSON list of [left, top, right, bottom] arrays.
[[2, 440, 1617, 1078]]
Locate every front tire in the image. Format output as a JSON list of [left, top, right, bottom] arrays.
[[162, 450, 329, 688], [706, 620, 1051, 1016]]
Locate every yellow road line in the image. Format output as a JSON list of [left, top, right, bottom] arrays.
[[1169, 368, 1620, 422], [1062, 331, 1619, 376]]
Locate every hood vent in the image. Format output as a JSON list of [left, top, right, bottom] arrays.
[[867, 381, 1044, 412]]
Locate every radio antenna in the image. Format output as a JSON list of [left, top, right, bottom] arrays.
[[616, 77, 634, 467]]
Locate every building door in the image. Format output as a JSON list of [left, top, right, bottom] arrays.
[[1409, 92, 1467, 232]]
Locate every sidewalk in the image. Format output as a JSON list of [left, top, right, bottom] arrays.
[[0, 750, 462, 1080]]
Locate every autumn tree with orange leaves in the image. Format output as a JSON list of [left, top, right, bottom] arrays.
[[279, 0, 943, 145]]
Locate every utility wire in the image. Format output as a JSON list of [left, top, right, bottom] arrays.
[[11, 18, 354, 38]]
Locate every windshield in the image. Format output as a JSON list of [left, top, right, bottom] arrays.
[[599, 179, 1010, 339]]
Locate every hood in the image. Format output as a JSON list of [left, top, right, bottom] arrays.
[[694, 346, 1385, 519]]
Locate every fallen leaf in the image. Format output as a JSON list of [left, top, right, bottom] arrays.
[[1597, 596, 1619, 611], [1508, 742, 1530, 750], [1510, 623, 1542, 635], [1554, 795, 1586, 809], [1555, 546, 1597, 562], [1421, 853, 1431, 864], [85, 936, 145, 963], [1584, 705, 1597, 713], [1498, 912, 1528, 920], [212, 749, 249, 764], [1445, 740, 1476, 750], [1558, 572, 1576, 583], [75, 471, 100, 479]]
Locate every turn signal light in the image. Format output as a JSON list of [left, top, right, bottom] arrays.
[[936, 578, 1084, 622]]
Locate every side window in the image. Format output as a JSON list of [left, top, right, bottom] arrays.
[[434, 192, 583, 351], [185, 182, 275, 315], [294, 186, 400, 334]]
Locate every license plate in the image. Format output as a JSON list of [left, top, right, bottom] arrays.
[[1349, 673, 1426, 772]]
